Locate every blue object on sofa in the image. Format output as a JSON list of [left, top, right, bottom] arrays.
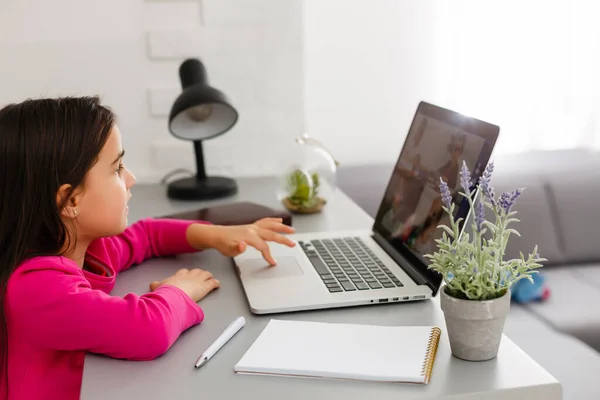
[[511, 274, 549, 304]]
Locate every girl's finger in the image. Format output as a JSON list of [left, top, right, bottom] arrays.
[[253, 218, 277, 228], [261, 217, 283, 223], [243, 235, 277, 265], [257, 221, 295, 234], [258, 229, 296, 248], [198, 270, 214, 280]]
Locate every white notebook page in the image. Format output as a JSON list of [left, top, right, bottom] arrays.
[[234, 319, 437, 383]]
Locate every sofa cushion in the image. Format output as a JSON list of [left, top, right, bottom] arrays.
[[544, 159, 600, 263], [525, 266, 600, 351], [573, 265, 600, 287], [505, 305, 600, 400], [483, 172, 564, 264]]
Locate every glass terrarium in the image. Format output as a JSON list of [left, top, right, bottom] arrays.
[[277, 133, 338, 214]]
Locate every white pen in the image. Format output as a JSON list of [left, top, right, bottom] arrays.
[[194, 316, 246, 369]]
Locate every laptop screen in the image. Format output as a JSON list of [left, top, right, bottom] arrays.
[[373, 102, 499, 289]]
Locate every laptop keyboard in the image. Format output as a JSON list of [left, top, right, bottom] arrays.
[[299, 237, 403, 293]]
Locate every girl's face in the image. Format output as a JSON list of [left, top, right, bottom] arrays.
[[71, 125, 136, 240]]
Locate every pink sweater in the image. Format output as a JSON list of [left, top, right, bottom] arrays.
[[4, 218, 206, 400]]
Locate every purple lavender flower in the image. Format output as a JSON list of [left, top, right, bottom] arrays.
[[474, 199, 485, 232], [439, 178, 452, 209], [510, 187, 524, 204], [498, 188, 525, 213], [498, 192, 511, 213], [479, 161, 496, 207], [460, 161, 472, 192], [487, 186, 497, 208]]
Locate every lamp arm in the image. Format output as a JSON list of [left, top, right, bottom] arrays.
[[193, 140, 207, 180]]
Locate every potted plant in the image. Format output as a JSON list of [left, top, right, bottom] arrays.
[[424, 161, 545, 361], [281, 168, 327, 214]]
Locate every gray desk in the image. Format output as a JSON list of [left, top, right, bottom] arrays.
[[81, 178, 561, 400]]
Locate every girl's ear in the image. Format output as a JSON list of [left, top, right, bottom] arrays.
[[56, 183, 82, 219], [61, 206, 78, 219]]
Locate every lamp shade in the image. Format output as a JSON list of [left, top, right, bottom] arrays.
[[164, 58, 239, 201], [168, 58, 238, 141]]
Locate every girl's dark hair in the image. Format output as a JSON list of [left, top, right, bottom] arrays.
[[0, 96, 115, 395]]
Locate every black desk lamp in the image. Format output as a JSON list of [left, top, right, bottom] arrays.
[[167, 58, 239, 200]]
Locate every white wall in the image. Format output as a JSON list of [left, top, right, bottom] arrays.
[[0, 0, 443, 181], [0, 0, 303, 182], [304, 0, 440, 166]]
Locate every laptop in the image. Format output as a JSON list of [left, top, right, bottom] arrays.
[[233, 101, 499, 314]]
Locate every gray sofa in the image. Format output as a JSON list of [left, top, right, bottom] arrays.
[[337, 149, 600, 399]]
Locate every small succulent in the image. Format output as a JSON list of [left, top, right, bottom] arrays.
[[424, 161, 546, 301], [285, 168, 322, 209]]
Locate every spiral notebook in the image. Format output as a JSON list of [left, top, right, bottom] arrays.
[[234, 319, 441, 384]]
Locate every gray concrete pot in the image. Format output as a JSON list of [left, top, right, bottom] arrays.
[[440, 286, 511, 361]]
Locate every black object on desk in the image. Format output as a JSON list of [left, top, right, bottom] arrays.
[[160, 201, 292, 227]]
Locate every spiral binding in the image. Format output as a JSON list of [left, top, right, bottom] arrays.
[[420, 327, 442, 384]]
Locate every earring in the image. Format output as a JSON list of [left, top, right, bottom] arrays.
[[73, 209, 78, 217]]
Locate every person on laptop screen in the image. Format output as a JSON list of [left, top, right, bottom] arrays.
[[375, 107, 495, 264]]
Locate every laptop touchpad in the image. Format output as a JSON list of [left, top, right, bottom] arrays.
[[242, 257, 304, 279]]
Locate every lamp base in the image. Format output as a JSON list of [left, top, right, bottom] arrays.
[[167, 176, 237, 200]]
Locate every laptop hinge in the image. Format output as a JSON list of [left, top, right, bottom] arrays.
[[371, 232, 436, 295]]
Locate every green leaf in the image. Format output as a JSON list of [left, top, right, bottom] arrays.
[[440, 225, 455, 237]]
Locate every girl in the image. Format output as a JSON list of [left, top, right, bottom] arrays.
[[0, 96, 295, 400]]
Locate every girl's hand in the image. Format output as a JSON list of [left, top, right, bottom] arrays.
[[210, 218, 296, 265], [149, 268, 220, 302]]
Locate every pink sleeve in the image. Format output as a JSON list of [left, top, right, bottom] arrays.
[[7, 268, 204, 360], [94, 218, 210, 273]]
